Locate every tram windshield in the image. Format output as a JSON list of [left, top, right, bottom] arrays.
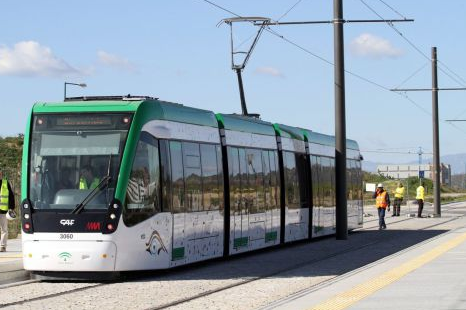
[[28, 113, 132, 211]]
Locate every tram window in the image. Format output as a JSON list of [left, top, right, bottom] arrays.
[[228, 147, 241, 215], [124, 132, 161, 226], [201, 144, 220, 211], [159, 140, 171, 212], [216, 145, 224, 211], [170, 141, 185, 213], [238, 148, 249, 214], [246, 148, 264, 214], [269, 150, 280, 209], [311, 156, 319, 207], [322, 156, 332, 207], [283, 151, 299, 209], [347, 159, 354, 200], [262, 150, 271, 209], [296, 153, 309, 207], [356, 160, 363, 200], [183, 142, 202, 212]]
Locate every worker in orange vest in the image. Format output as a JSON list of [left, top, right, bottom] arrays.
[[373, 183, 391, 230]]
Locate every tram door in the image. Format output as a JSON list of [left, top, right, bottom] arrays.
[[169, 141, 224, 266]]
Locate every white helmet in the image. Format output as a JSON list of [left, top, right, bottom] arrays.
[[377, 183, 384, 188], [6, 210, 17, 221]]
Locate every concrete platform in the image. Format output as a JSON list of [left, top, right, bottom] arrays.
[[0, 237, 29, 284]]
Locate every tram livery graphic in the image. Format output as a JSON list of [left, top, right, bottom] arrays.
[[21, 96, 363, 274]]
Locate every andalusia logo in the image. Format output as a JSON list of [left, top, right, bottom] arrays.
[[58, 252, 72, 262], [145, 230, 168, 256]]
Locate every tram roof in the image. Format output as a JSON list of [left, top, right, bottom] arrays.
[[216, 114, 276, 136], [301, 129, 359, 151], [273, 123, 305, 141], [32, 97, 218, 128]]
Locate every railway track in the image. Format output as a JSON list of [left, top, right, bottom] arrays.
[[1, 210, 463, 310]]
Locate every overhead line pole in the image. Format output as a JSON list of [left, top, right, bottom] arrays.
[[391, 47, 466, 217], [431, 47, 441, 217], [333, 0, 347, 240]]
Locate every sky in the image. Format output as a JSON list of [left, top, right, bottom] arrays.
[[2, 0, 466, 165]]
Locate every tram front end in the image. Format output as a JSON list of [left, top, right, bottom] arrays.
[[21, 104, 134, 273]]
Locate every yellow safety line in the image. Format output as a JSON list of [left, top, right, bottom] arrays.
[[309, 231, 466, 310], [0, 255, 22, 259]]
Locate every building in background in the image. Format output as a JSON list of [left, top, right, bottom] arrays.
[[376, 163, 451, 186]]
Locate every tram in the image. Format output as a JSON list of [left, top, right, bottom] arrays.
[[21, 96, 363, 274]]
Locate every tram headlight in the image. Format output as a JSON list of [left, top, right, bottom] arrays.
[[110, 213, 116, 220], [23, 203, 29, 209], [24, 214, 30, 219], [113, 203, 118, 209]]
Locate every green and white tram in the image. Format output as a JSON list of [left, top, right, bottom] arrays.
[[21, 96, 362, 275]]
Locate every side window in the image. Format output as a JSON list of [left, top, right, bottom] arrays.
[[269, 150, 280, 209], [216, 145, 224, 210], [284, 151, 299, 209], [246, 148, 264, 214], [262, 150, 272, 209], [311, 155, 318, 207], [228, 147, 241, 214], [170, 141, 184, 213], [321, 157, 333, 207], [238, 148, 248, 214], [296, 153, 309, 207], [124, 132, 160, 226], [201, 144, 222, 211], [183, 142, 202, 212]]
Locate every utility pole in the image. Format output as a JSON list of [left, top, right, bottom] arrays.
[[392, 47, 466, 217], [333, 0, 347, 240], [431, 47, 441, 216]]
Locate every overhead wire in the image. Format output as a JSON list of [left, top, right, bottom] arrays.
[[377, 0, 407, 20], [392, 62, 429, 90], [199, 0, 434, 118], [364, 0, 466, 133], [276, 0, 305, 22], [438, 60, 466, 86], [363, 0, 466, 88], [233, 0, 306, 57]]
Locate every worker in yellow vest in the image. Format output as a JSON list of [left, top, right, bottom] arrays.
[[392, 182, 404, 217], [373, 183, 391, 230], [79, 166, 100, 190], [416, 182, 425, 218], [0, 171, 16, 252]]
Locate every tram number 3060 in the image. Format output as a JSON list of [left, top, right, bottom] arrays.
[[59, 233, 74, 240]]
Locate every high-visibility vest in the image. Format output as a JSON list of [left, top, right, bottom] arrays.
[[376, 191, 388, 208], [395, 187, 405, 198], [0, 179, 9, 212], [79, 177, 100, 190], [416, 186, 425, 200]]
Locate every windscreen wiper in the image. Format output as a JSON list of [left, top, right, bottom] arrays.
[[70, 176, 112, 214]]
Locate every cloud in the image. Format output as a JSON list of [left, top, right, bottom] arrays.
[[97, 50, 137, 72], [254, 66, 284, 78], [350, 33, 403, 59], [0, 41, 80, 77]]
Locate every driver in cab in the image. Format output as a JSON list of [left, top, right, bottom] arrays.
[[79, 166, 100, 190]]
